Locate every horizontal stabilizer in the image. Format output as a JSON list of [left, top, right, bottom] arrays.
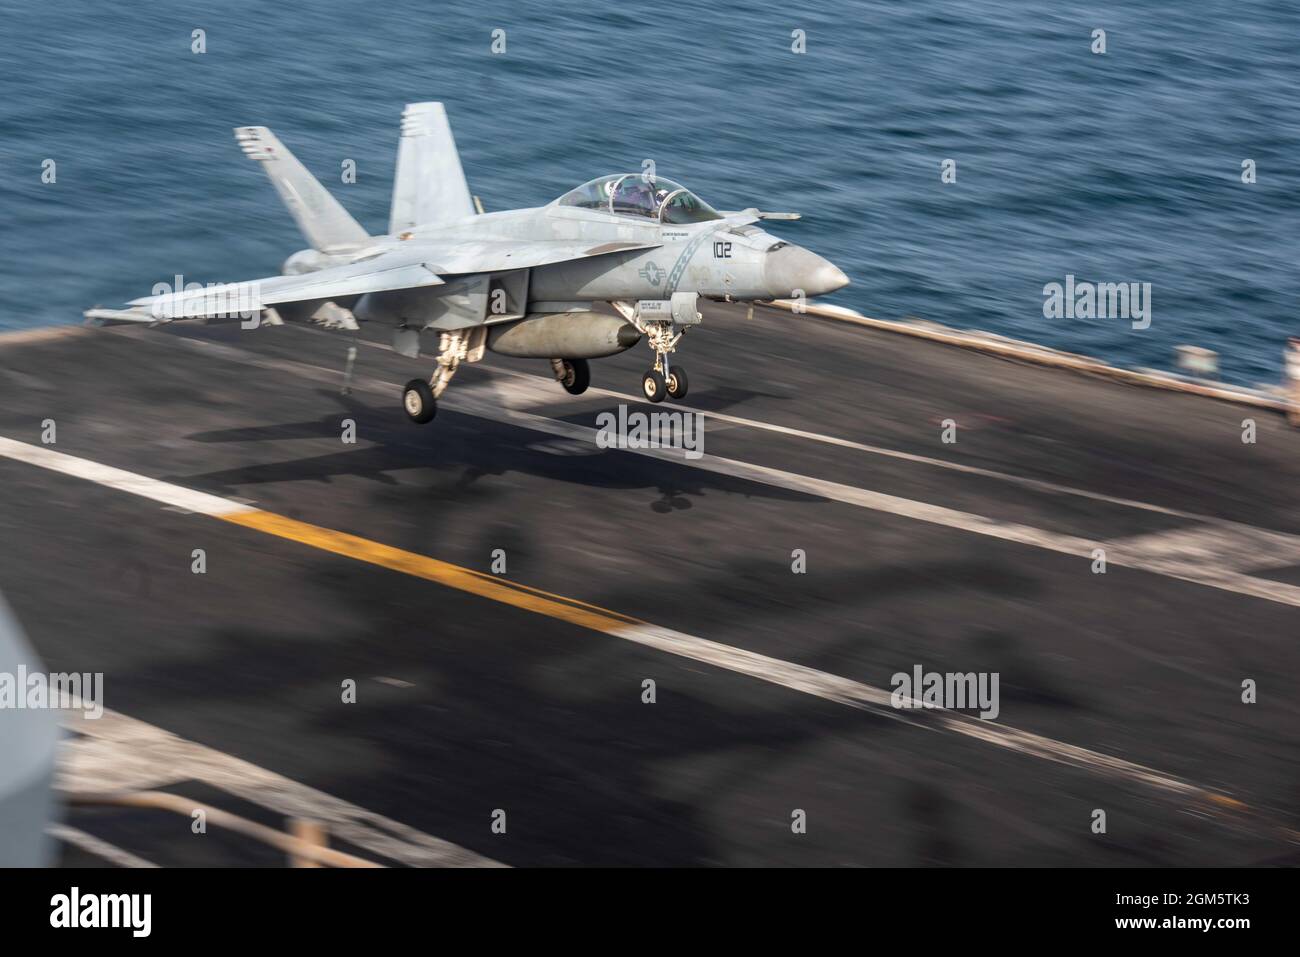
[[234, 126, 371, 253]]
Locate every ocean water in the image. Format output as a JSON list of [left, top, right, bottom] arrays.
[[1, 0, 1296, 386]]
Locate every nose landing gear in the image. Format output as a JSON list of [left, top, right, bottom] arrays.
[[641, 361, 687, 404], [613, 298, 696, 405]]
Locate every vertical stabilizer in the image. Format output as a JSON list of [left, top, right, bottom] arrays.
[[389, 102, 476, 233]]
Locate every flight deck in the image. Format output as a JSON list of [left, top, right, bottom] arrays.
[[1, 302, 1297, 866]]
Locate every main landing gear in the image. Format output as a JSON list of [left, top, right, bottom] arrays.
[[402, 379, 436, 423], [403, 329, 478, 424], [550, 357, 590, 396]]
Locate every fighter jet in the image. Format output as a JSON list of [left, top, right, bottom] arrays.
[[87, 102, 848, 423]]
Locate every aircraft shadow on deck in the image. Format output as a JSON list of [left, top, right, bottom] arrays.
[[175, 390, 827, 512]]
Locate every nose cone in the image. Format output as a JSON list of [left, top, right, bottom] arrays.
[[763, 244, 849, 298]]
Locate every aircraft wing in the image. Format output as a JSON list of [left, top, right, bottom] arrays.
[[93, 238, 658, 324], [122, 247, 445, 320]]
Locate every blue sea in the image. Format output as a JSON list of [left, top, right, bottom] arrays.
[[1, 1, 1297, 386]]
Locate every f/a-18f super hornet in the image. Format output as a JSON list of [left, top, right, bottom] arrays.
[[87, 102, 848, 422]]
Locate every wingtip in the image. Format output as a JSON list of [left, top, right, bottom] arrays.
[[233, 126, 278, 161], [402, 101, 447, 115]]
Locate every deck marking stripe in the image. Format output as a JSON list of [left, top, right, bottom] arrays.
[[451, 379, 1300, 610], [0, 437, 252, 517], [163, 519, 1229, 802], [161, 513, 1276, 813], [63, 708, 504, 867], [136, 331, 1300, 611], [222, 509, 640, 628], [0, 435, 1268, 824], [47, 824, 160, 868], [488, 368, 1202, 519], [346, 325, 1239, 525]]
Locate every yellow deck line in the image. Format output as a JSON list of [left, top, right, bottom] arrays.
[[222, 510, 642, 633]]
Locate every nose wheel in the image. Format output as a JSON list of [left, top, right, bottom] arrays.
[[642, 364, 688, 403], [666, 365, 688, 400], [642, 369, 666, 403]]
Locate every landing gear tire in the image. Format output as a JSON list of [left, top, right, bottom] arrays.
[[666, 365, 688, 400], [402, 378, 437, 423], [642, 369, 667, 403], [560, 358, 590, 396]]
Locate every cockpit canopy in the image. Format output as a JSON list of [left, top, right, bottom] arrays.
[[555, 174, 722, 224]]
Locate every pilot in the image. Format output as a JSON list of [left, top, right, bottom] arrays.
[[620, 178, 659, 216]]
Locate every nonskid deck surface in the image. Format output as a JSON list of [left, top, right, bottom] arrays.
[[1, 302, 1297, 866]]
